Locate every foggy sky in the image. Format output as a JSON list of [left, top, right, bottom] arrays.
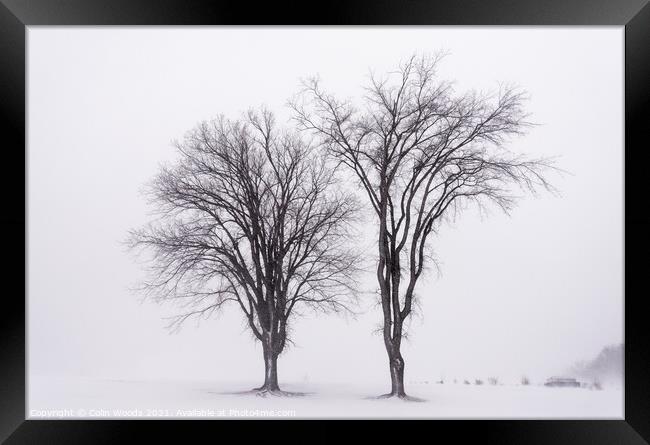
[[27, 27, 623, 387]]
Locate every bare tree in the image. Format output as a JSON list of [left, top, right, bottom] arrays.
[[128, 109, 358, 396], [291, 54, 555, 399]]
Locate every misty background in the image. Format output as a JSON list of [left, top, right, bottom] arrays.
[[27, 27, 623, 388]]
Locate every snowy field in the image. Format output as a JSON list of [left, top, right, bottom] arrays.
[[28, 376, 623, 419]]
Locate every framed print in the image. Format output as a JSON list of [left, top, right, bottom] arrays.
[[1, 0, 648, 443]]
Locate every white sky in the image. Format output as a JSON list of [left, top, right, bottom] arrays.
[[27, 27, 623, 387]]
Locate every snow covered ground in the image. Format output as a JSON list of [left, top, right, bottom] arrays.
[[28, 376, 623, 419]]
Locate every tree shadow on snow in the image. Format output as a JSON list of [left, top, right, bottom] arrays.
[[364, 393, 427, 402], [210, 388, 313, 398]]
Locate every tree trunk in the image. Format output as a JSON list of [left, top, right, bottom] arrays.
[[387, 345, 406, 397], [259, 341, 280, 392]]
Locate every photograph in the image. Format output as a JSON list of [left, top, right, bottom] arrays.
[[26, 26, 623, 419]]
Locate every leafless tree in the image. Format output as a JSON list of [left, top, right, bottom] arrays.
[[291, 54, 555, 399], [128, 109, 359, 396]]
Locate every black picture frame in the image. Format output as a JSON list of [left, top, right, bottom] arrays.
[[1, 0, 648, 443]]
